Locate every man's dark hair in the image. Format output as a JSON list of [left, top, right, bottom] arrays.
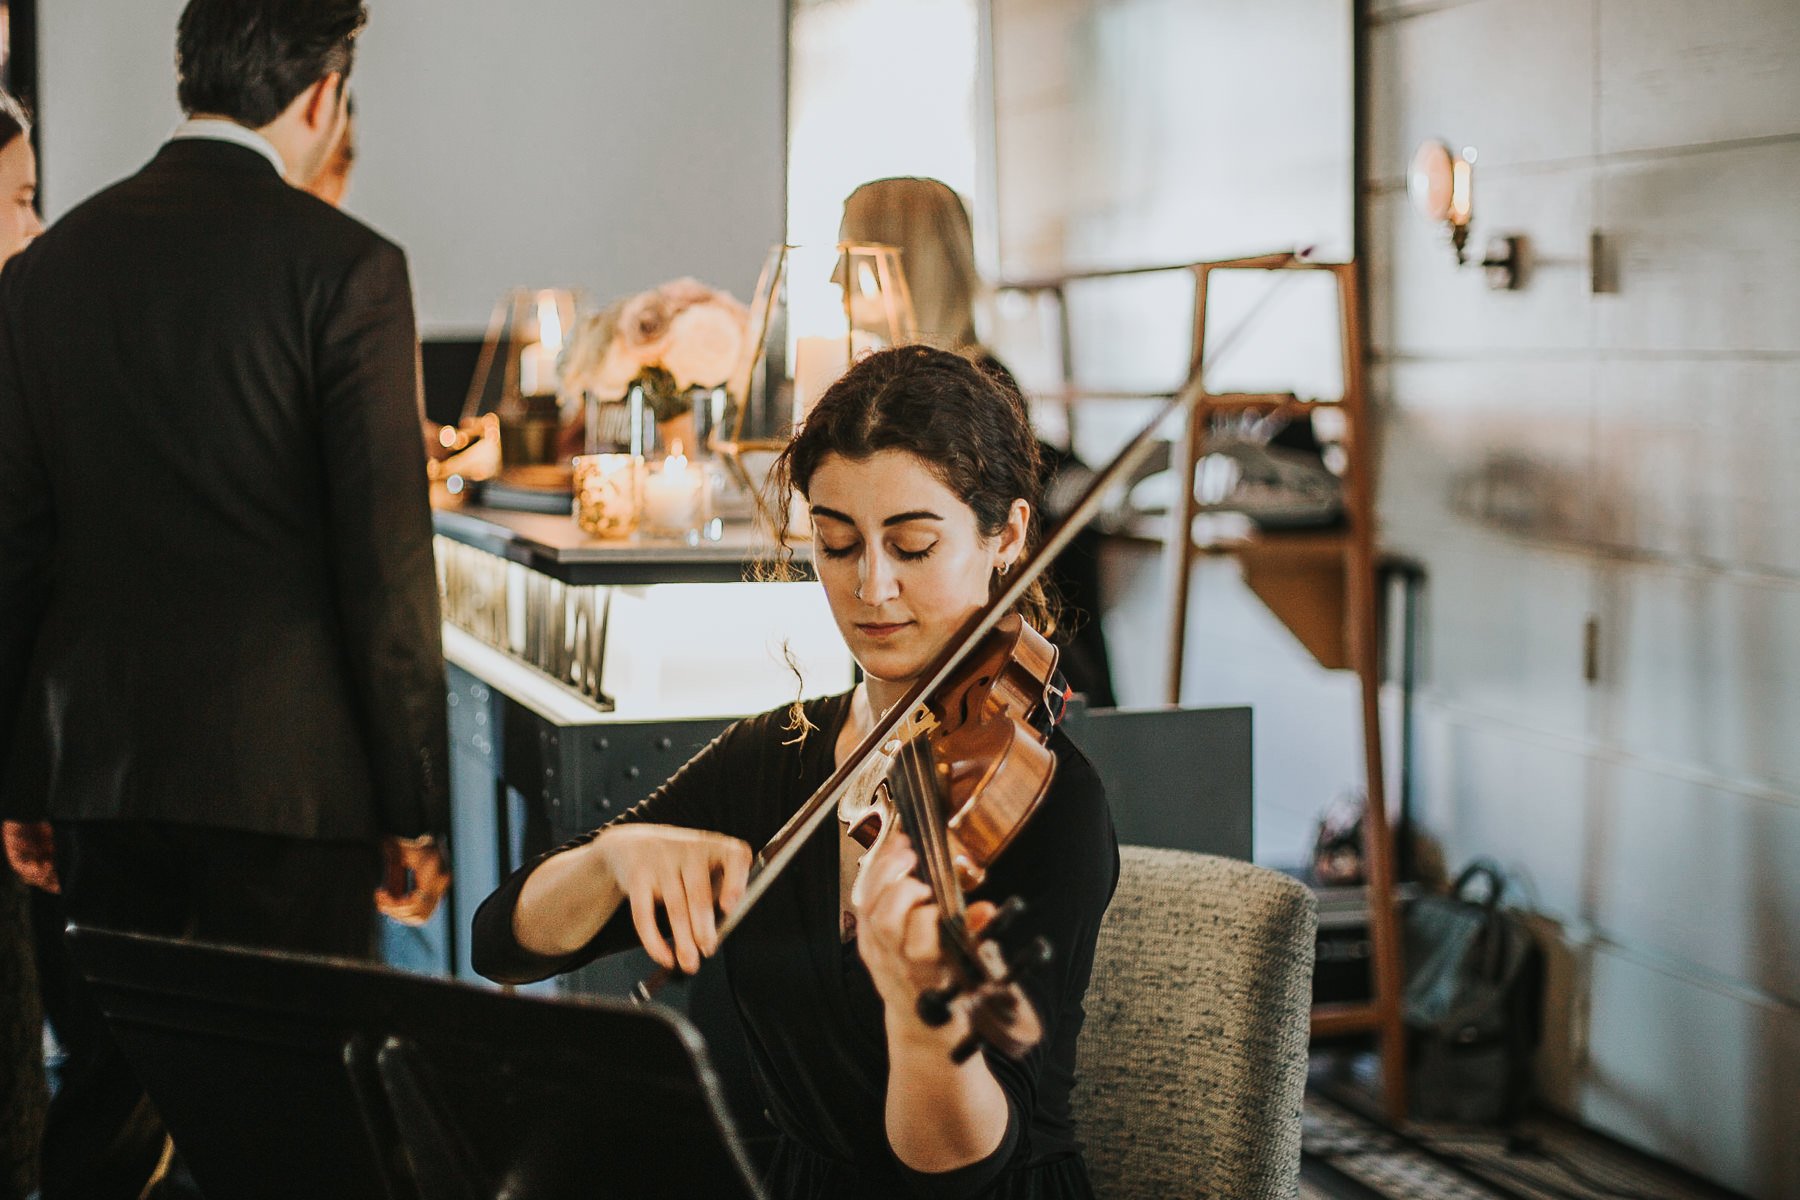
[[176, 0, 367, 127]]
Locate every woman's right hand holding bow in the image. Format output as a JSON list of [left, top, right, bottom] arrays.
[[512, 823, 752, 975]]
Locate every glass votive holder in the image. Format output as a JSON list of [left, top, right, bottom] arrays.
[[572, 453, 642, 538], [640, 448, 717, 543]]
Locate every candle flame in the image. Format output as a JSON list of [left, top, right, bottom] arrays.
[[536, 292, 564, 353]]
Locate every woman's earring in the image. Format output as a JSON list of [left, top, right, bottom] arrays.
[[997, 561, 1010, 578]]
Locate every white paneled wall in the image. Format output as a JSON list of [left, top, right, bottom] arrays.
[[1596, 0, 1800, 153], [1597, 143, 1800, 356], [1365, 0, 1595, 179], [1368, 0, 1800, 1194], [1594, 360, 1800, 575]]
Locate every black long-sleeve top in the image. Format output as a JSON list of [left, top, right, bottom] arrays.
[[472, 691, 1117, 1199]]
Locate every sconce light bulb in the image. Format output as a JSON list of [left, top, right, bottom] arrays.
[[1449, 154, 1475, 230]]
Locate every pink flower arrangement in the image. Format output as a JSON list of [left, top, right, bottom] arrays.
[[563, 278, 750, 412]]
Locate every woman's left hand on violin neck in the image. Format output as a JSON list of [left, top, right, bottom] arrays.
[[852, 830, 998, 1043], [855, 828, 1013, 1170]]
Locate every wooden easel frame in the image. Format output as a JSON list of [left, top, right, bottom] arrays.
[[995, 252, 1407, 1118], [1162, 252, 1405, 1119]]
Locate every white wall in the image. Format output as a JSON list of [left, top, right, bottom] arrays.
[[39, 0, 786, 335], [990, 0, 1358, 867], [38, 1, 187, 213], [1366, 0, 1800, 1195]]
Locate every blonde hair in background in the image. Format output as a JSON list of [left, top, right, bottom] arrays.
[[0, 88, 32, 147], [838, 177, 980, 350]]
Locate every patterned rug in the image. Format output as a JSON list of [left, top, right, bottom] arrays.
[[1301, 1089, 1745, 1200]]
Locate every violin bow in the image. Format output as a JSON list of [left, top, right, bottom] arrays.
[[635, 254, 1308, 1002]]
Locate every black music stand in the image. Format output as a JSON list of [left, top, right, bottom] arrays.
[[65, 924, 768, 1200]]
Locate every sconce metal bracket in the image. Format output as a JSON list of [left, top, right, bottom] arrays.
[[1479, 234, 1524, 291]]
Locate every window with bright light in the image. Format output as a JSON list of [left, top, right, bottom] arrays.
[[785, 0, 983, 343]]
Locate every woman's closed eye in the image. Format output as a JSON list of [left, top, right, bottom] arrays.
[[818, 539, 937, 562]]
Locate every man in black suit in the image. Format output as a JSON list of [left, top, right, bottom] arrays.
[[0, 2, 449, 1194]]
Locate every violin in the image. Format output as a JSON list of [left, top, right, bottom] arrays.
[[836, 614, 1063, 1060], [634, 253, 1308, 1058], [840, 613, 1060, 894]]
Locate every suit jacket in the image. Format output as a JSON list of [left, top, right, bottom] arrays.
[[0, 138, 448, 841]]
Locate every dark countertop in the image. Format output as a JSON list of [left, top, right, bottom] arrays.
[[431, 500, 811, 586]]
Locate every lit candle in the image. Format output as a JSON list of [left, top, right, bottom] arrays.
[[519, 292, 565, 396], [642, 444, 704, 533], [573, 453, 641, 538], [519, 343, 558, 396]]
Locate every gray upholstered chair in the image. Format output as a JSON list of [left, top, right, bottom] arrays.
[[1073, 845, 1318, 1200]]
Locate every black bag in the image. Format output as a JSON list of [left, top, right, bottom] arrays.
[[1402, 860, 1545, 1123]]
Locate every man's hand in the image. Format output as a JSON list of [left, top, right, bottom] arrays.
[[3, 820, 60, 893], [376, 836, 450, 926]]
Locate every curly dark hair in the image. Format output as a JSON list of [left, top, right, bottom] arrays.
[[768, 344, 1058, 635], [177, 0, 366, 127]]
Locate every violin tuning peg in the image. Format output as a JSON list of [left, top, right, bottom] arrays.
[[917, 983, 961, 1028], [950, 1034, 981, 1065], [1005, 936, 1054, 984], [979, 896, 1028, 940]]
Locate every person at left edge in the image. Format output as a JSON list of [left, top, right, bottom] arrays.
[[0, 87, 44, 1200], [0, 0, 449, 1052]]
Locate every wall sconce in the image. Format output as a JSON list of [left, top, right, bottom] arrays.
[[1408, 141, 1524, 290]]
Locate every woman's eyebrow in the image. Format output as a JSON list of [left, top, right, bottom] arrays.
[[881, 510, 943, 527], [808, 506, 943, 527]]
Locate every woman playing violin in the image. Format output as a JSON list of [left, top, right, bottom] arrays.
[[471, 345, 1118, 1199]]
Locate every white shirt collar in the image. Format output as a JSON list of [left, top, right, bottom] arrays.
[[170, 118, 288, 180]]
